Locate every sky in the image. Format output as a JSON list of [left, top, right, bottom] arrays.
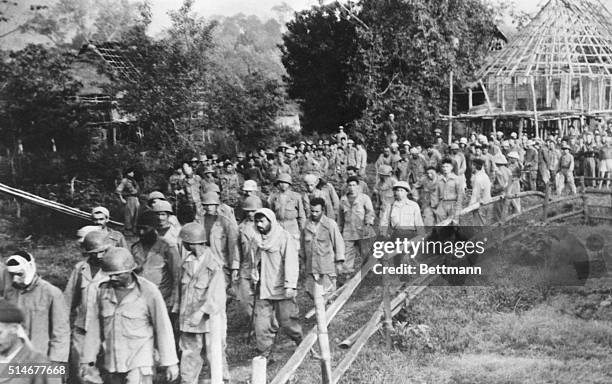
[[146, 0, 544, 35]]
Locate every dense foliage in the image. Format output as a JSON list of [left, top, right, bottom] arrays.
[[280, 0, 498, 149], [281, 2, 364, 136]]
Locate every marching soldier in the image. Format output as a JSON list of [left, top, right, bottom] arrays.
[[302, 174, 340, 221], [91, 206, 127, 248], [557, 144, 577, 195], [379, 181, 424, 239], [82, 247, 179, 384], [201, 191, 240, 288], [174, 223, 230, 383], [236, 196, 263, 317], [469, 158, 492, 226], [492, 154, 512, 222], [338, 176, 375, 280], [151, 200, 182, 252], [268, 174, 306, 246], [431, 158, 464, 223], [414, 167, 439, 226], [64, 231, 111, 384], [178, 161, 203, 224], [131, 211, 182, 311], [300, 197, 345, 300], [3, 251, 70, 364], [251, 209, 303, 360], [115, 168, 140, 233]]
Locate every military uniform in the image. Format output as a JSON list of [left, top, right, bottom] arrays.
[[64, 261, 108, 383], [300, 216, 345, 299], [302, 183, 340, 221], [174, 247, 229, 383], [131, 237, 181, 309], [268, 190, 306, 244], [431, 173, 464, 222], [337, 193, 375, 274], [557, 151, 576, 195], [4, 275, 70, 363], [116, 177, 140, 231], [414, 174, 438, 226], [250, 210, 303, 356], [83, 276, 178, 384]]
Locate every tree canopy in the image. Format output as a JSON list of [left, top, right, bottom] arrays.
[[281, 2, 364, 136], [280, 0, 499, 149]]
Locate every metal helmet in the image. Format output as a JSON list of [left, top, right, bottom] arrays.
[[101, 247, 137, 274], [242, 180, 258, 191], [151, 200, 173, 213], [179, 222, 207, 244], [276, 173, 292, 185], [242, 196, 263, 211], [147, 191, 165, 201], [201, 191, 220, 205], [82, 231, 111, 253]]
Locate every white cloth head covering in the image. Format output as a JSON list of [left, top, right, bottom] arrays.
[[6, 252, 36, 286]]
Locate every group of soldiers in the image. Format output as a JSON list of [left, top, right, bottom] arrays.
[[2, 122, 612, 384]]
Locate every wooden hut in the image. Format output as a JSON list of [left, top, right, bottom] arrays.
[[455, 0, 612, 138]]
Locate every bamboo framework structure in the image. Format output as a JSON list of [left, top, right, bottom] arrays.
[[457, 0, 612, 124]]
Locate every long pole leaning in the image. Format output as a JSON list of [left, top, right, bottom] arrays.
[[314, 279, 333, 384]]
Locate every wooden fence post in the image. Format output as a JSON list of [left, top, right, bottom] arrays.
[[314, 280, 333, 384], [252, 356, 267, 384], [382, 256, 393, 349], [543, 183, 550, 221], [209, 312, 224, 384]]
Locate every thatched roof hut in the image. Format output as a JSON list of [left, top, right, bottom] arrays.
[[457, 0, 612, 136]]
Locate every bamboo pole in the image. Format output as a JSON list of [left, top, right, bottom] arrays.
[[530, 76, 539, 138], [313, 280, 332, 384], [270, 256, 379, 384], [0, 183, 124, 226], [209, 313, 223, 384], [251, 356, 266, 384], [448, 71, 453, 145], [479, 79, 492, 111]]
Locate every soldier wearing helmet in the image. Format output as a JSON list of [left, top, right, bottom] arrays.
[[147, 191, 181, 230], [373, 164, 398, 218], [268, 173, 306, 246], [173, 223, 230, 382], [203, 183, 238, 226], [151, 200, 182, 252], [64, 230, 111, 383], [82, 247, 179, 384], [131, 211, 181, 310], [4, 251, 70, 364], [201, 191, 240, 287], [235, 196, 263, 317]]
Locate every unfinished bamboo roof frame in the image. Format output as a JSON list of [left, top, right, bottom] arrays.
[[453, 0, 612, 137]]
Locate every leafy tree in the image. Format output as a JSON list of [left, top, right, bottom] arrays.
[[21, 0, 143, 47], [108, 0, 285, 153], [212, 14, 286, 80], [0, 44, 88, 156], [280, 2, 365, 135], [351, 0, 498, 149]]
